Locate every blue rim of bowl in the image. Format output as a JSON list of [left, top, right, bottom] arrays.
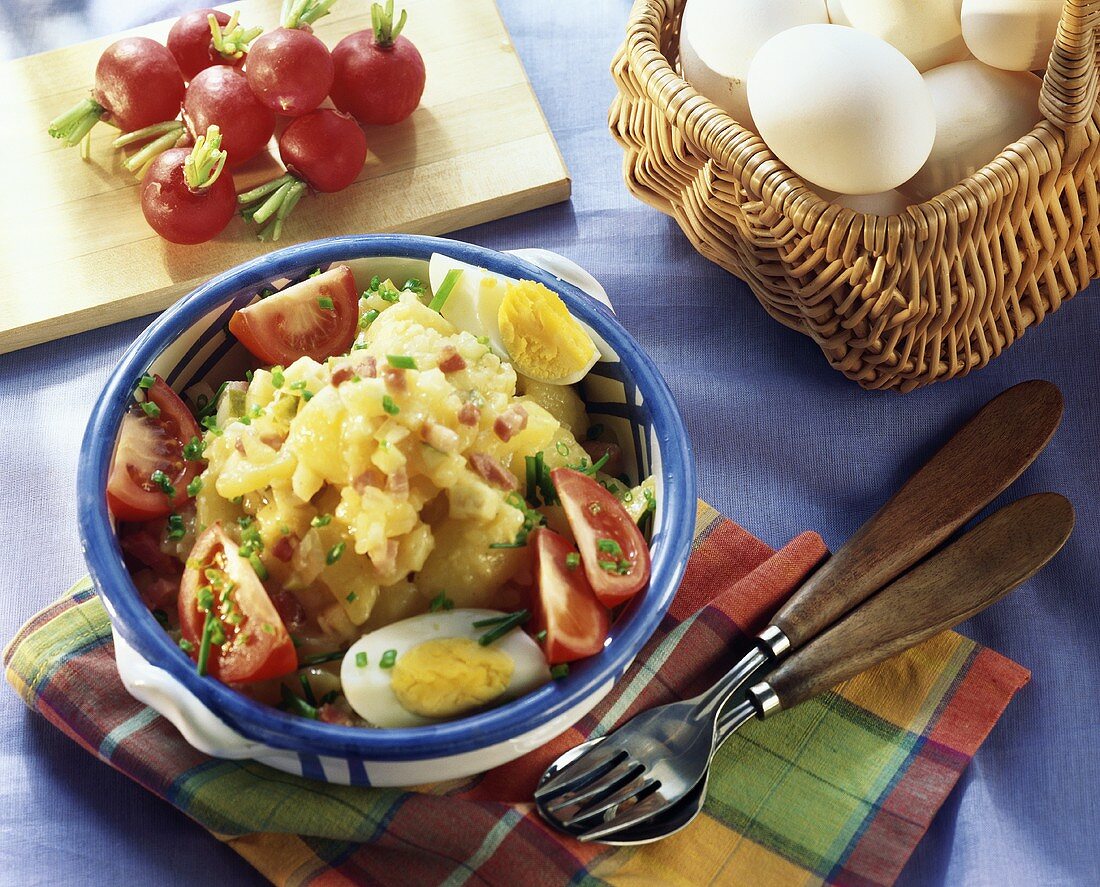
[[78, 234, 696, 761]]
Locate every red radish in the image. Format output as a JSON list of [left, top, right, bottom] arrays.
[[167, 8, 263, 80], [330, 0, 425, 126], [141, 125, 236, 244], [48, 37, 184, 149], [184, 66, 276, 167], [246, 1, 336, 117], [237, 109, 367, 240]]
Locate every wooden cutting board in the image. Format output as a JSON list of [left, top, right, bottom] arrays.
[[0, 0, 570, 355]]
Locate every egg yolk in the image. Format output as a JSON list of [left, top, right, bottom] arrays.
[[390, 637, 514, 719], [497, 280, 598, 383]]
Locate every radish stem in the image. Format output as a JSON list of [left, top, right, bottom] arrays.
[[123, 126, 188, 174], [48, 97, 107, 147], [238, 173, 309, 241], [371, 0, 407, 46], [113, 120, 184, 149], [237, 173, 297, 207], [251, 180, 295, 226], [209, 11, 263, 59], [184, 126, 228, 191], [284, 0, 337, 29]]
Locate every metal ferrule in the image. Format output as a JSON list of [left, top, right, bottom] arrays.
[[748, 682, 782, 718], [757, 625, 791, 659]]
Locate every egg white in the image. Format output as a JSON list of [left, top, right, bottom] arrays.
[[429, 254, 511, 357], [339, 609, 552, 728]]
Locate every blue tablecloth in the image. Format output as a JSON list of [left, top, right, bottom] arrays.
[[2, 1, 1097, 884]]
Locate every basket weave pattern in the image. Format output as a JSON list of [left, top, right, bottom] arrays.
[[610, 0, 1100, 390]]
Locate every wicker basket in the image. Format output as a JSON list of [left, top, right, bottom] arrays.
[[610, 0, 1100, 391]]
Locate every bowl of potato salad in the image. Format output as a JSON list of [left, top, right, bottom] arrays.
[[79, 235, 695, 786]]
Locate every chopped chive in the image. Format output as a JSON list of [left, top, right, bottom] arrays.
[[429, 591, 454, 612], [403, 278, 424, 293], [166, 513, 186, 541], [231, 495, 243, 504], [355, 651, 368, 668], [379, 284, 400, 303], [471, 613, 514, 628], [196, 382, 228, 420], [140, 401, 161, 419], [299, 673, 317, 706], [179, 637, 194, 652], [386, 354, 417, 370], [556, 440, 570, 456], [272, 367, 285, 388], [346, 591, 358, 603], [319, 690, 339, 705], [368, 275, 380, 290], [279, 683, 318, 719], [598, 559, 618, 572], [311, 513, 333, 528], [382, 395, 399, 415], [309, 267, 322, 278], [586, 453, 610, 475], [359, 308, 380, 329], [327, 541, 346, 564], [489, 541, 527, 549], [238, 415, 251, 425], [150, 469, 176, 498], [196, 611, 216, 675], [535, 629, 547, 642], [182, 436, 205, 461], [137, 374, 156, 390], [565, 552, 580, 570], [201, 415, 220, 434], [318, 296, 335, 310], [429, 268, 463, 312], [245, 369, 254, 384], [550, 663, 569, 680], [248, 552, 268, 580], [262, 623, 275, 635], [597, 538, 623, 556], [301, 650, 345, 666], [478, 610, 530, 646], [380, 649, 397, 668]]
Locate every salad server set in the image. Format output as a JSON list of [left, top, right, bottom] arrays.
[[536, 380, 1072, 844]]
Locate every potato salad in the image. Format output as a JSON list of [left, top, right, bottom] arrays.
[[109, 257, 655, 728]]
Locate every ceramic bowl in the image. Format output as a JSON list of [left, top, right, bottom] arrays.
[[78, 234, 696, 786]]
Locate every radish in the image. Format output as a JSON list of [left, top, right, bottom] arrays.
[[237, 109, 367, 241], [246, 0, 337, 117], [167, 8, 263, 80], [47, 37, 184, 153], [330, 0, 425, 125], [184, 66, 277, 167], [141, 126, 236, 244]]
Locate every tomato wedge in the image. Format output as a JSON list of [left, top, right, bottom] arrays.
[[551, 468, 651, 607], [178, 524, 297, 684], [107, 376, 202, 521], [530, 528, 609, 665], [228, 265, 359, 364]]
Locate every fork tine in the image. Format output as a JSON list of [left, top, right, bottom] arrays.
[[543, 759, 645, 814], [533, 745, 626, 802], [576, 791, 675, 842], [556, 775, 660, 828]]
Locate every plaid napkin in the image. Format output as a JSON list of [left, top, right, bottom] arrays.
[[5, 502, 1029, 886]]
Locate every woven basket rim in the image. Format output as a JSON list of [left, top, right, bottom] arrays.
[[621, 0, 1082, 220]]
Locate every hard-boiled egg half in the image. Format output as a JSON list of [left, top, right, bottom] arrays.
[[429, 253, 601, 386], [340, 609, 551, 727]]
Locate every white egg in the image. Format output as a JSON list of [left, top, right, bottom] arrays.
[[839, 0, 969, 71], [818, 188, 914, 214], [900, 61, 1042, 202], [340, 609, 551, 728], [428, 253, 511, 356], [748, 25, 936, 195], [961, 0, 1063, 71], [679, 0, 829, 131]]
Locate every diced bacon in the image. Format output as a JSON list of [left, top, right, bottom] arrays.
[[270, 589, 305, 631], [468, 453, 520, 491], [493, 405, 528, 442], [420, 421, 460, 453], [318, 703, 356, 726], [458, 402, 481, 427], [382, 366, 406, 392], [355, 468, 385, 491], [272, 535, 298, 562], [331, 366, 355, 386], [356, 356, 378, 378], [387, 469, 409, 496], [260, 433, 284, 451], [234, 438, 247, 455], [438, 346, 467, 373], [371, 539, 399, 574], [582, 440, 624, 478]]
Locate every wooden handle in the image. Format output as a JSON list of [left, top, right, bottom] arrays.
[[763, 493, 1073, 711], [1039, 0, 1100, 164], [770, 380, 1062, 649]]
